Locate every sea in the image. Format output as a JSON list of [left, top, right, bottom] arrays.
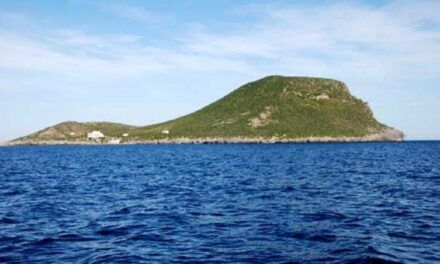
[[0, 142, 439, 263]]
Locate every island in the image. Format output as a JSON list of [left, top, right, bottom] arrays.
[[8, 76, 404, 145]]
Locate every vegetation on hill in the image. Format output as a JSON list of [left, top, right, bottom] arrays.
[[14, 76, 401, 143], [16, 121, 137, 142]]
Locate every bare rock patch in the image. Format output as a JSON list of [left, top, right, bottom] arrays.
[[249, 106, 274, 128], [315, 94, 330, 100]]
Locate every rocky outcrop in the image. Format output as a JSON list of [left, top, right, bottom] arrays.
[[315, 94, 330, 100], [360, 128, 404, 141]]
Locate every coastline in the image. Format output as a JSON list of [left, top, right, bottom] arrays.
[[3, 128, 404, 146]]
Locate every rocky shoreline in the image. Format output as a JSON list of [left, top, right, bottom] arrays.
[[3, 128, 404, 146]]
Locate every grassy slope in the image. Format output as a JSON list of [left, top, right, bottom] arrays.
[[16, 76, 388, 142], [129, 76, 386, 140], [16, 121, 137, 141]]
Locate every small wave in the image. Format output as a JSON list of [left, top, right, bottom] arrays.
[[96, 226, 129, 236], [33, 237, 56, 245], [0, 256, 21, 263], [330, 248, 353, 254], [130, 233, 175, 243], [58, 233, 94, 242], [282, 231, 307, 239], [0, 217, 20, 224], [387, 231, 432, 241], [113, 207, 131, 214], [345, 256, 403, 264], [305, 211, 348, 221], [314, 256, 338, 262], [3, 190, 25, 196], [189, 211, 205, 216], [213, 222, 229, 228], [258, 194, 275, 199], [86, 253, 147, 264], [308, 233, 337, 243], [282, 186, 295, 192], [360, 246, 403, 263], [210, 212, 224, 217], [238, 179, 253, 186], [31, 234, 94, 246], [385, 210, 412, 217], [0, 235, 25, 244], [278, 230, 336, 242]]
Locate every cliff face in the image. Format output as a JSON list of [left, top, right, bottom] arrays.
[[12, 76, 404, 144]]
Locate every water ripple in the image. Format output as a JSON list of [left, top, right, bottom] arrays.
[[0, 142, 439, 263]]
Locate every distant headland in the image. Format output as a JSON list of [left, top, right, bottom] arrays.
[[8, 76, 404, 145]]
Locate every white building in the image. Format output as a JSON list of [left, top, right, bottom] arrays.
[[87, 131, 105, 141], [122, 133, 129, 137], [108, 139, 121, 144], [161, 130, 170, 135]]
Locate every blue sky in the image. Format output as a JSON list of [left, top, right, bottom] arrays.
[[0, 0, 439, 141]]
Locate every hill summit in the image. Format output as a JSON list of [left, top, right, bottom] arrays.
[[12, 76, 404, 144]]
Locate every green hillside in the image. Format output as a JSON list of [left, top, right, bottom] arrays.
[[16, 121, 137, 142], [130, 76, 387, 140], [14, 76, 403, 143]]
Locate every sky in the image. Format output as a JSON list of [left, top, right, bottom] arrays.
[[0, 0, 439, 141]]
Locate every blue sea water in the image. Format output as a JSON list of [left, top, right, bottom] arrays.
[[0, 142, 439, 263]]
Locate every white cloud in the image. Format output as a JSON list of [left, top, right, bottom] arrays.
[[1, 1, 438, 85], [0, 29, 250, 84], [182, 1, 440, 81]]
